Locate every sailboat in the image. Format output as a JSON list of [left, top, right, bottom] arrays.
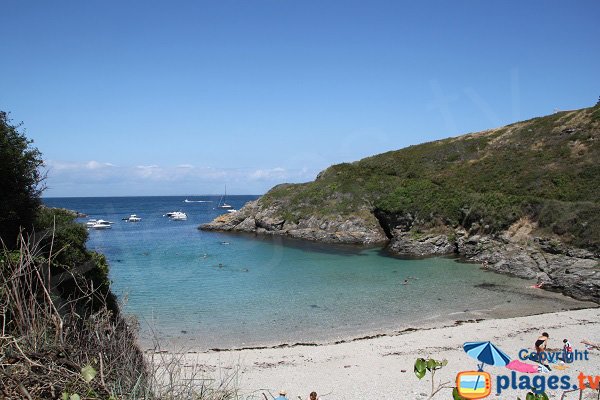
[[217, 185, 232, 209]]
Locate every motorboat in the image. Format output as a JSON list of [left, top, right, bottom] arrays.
[[85, 219, 98, 227], [169, 211, 187, 221], [164, 211, 187, 220], [91, 220, 112, 229], [126, 214, 141, 222]]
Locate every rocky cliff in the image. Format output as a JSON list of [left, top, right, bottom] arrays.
[[201, 104, 600, 303], [201, 199, 387, 244]]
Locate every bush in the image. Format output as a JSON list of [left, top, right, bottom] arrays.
[[0, 111, 45, 249]]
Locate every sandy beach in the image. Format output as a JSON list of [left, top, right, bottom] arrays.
[[147, 308, 600, 399]]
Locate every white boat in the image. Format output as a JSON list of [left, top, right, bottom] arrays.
[[170, 211, 187, 221], [86, 219, 98, 227], [91, 220, 112, 229], [226, 209, 237, 213], [126, 214, 141, 222], [164, 211, 187, 220], [217, 185, 232, 209]]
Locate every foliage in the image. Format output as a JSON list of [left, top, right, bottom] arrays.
[[0, 235, 148, 398], [452, 387, 467, 400], [33, 206, 118, 315], [259, 103, 600, 250], [413, 357, 451, 399], [35, 207, 90, 267], [518, 391, 550, 400], [0, 111, 45, 249], [1, 234, 241, 399]]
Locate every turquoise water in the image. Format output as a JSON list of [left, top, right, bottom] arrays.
[[43, 196, 590, 349]]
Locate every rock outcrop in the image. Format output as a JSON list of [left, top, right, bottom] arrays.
[[456, 234, 599, 303], [388, 232, 455, 256], [201, 200, 388, 245]]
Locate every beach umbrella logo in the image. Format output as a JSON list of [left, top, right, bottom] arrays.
[[463, 341, 512, 369], [455, 341, 512, 399]]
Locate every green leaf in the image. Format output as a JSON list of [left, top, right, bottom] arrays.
[[452, 387, 468, 400], [426, 358, 437, 371], [69, 394, 81, 400], [81, 364, 97, 383], [61, 393, 69, 400], [414, 358, 426, 372], [536, 393, 549, 400], [526, 393, 535, 400], [414, 358, 427, 379]]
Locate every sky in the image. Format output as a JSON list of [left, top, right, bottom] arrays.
[[1, 1, 599, 197]]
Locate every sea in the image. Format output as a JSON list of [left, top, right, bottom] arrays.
[[43, 196, 593, 350]]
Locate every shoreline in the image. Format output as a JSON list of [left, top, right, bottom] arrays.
[[146, 308, 600, 399], [140, 297, 598, 354]]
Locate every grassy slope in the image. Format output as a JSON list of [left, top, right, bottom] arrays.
[[261, 104, 600, 251]]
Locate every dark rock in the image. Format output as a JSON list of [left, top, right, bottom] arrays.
[[199, 200, 388, 245], [388, 232, 454, 256]]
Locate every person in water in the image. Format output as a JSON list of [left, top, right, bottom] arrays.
[[535, 332, 551, 370]]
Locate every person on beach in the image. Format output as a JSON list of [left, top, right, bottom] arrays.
[[274, 389, 289, 400], [534, 332, 551, 371], [308, 391, 319, 400], [561, 338, 573, 363]]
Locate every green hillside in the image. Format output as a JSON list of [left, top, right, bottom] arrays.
[[261, 104, 600, 251]]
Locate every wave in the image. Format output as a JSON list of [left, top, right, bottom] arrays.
[[184, 199, 213, 203]]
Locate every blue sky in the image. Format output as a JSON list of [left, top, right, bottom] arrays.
[[1, 1, 598, 197]]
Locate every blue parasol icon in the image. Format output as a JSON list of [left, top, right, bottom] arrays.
[[463, 341, 512, 393], [463, 341, 512, 370]]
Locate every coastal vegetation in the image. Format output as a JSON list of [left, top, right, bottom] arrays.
[[0, 111, 237, 398], [260, 103, 600, 252], [0, 111, 44, 249]]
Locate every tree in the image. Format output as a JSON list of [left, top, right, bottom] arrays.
[[0, 111, 45, 248]]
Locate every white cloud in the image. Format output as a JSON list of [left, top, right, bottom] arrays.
[[85, 160, 115, 170], [248, 167, 287, 180], [47, 160, 115, 171], [44, 159, 319, 195]]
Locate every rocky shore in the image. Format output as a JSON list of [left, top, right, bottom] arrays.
[[201, 200, 388, 245], [200, 203, 599, 304]]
